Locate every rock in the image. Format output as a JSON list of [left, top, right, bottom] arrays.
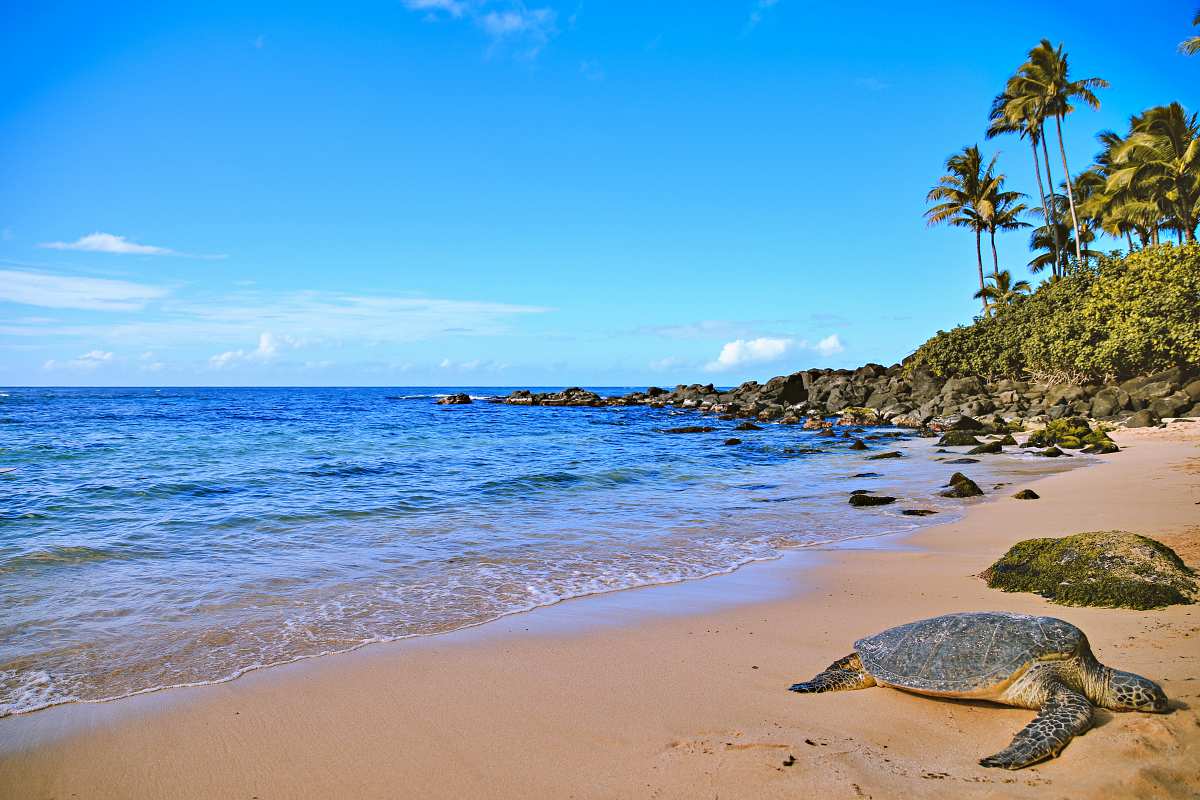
[[1089, 387, 1129, 418], [815, 428, 835, 437], [848, 439, 868, 451], [997, 433, 1018, 446], [849, 494, 897, 507], [661, 426, 716, 434], [735, 421, 762, 431], [1124, 409, 1160, 428], [967, 441, 1003, 455], [802, 417, 830, 430], [1151, 392, 1192, 418], [1025, 417, 1117, 452], [1184, 379, 1200, 403], [945, 457, 980, 464], [867, 451, 904, 460], [723, 438, 742, 446], [1045, 384, 1087, 406], [437, 393, 472, 405], [940, 472, 983, 498], [836, 407, 882, 427], [1036, 446, 1065, 457], [937, 431, 982, 447], [981, 531, 1197, 609], [1012, 489, 1040, 500], [901, 509, 939, 516], [851, 472, 881, 478], [646, 386, 668, 397], [892, 414, 923, 429]]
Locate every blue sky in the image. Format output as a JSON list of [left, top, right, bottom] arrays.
[[1, 1, 1195, 387]]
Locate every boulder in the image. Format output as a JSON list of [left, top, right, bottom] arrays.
[[1151, 392, 1192, 419], [967, 441, 1003, 455], [940, 472, 983, 498], [981, 531, 1197, 609], [945, 457, 980, 464], [867, 451, 904, 460], [891, 415, 924, 429], [735, 421, 762, 431], [661, 426, 716, 434], [1125, 409, 1161, 428], [723, 438, 742, 446], [437, 393, 472, 405], [849, 494, 897, 507], [1012, 489, 1040, 500], [937, 431, 982, 447], [848, 439, 868, 451], [836, 407, 882, 426], [901, 509, 939, 516], [1036, 446, 1065, 457]]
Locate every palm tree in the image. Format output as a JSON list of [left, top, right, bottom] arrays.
[[1080, 132, 1160, 248], [988, 91, 1061, 271], [1007, 40, 1108, 267], [982, 183, 1030, 277], [1028, 186, 1104, 273], [1108, 102, 1200, 243], [1181, 9, 1200, 55], [973, 269, 1031, 311], [926, 145, 999, 316]]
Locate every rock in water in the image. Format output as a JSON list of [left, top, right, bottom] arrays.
[[981, 531, 1197, 609], [735, 421, 762, 431], [849, 494, 897, 507], [938, 431, 982, 447], [661, 426, 716, 434], [901, 509, 938, 516], [437, 393, 472, 405], [867, 451, 904, 460], [940, 472, 983, 498], [723, 438, 742, 446], [967, 440, 1003, 455], [849, 439, 868, 450], [1012, 489, 1040, 500]]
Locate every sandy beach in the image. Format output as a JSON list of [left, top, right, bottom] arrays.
[[2, 423, 1198, 800]]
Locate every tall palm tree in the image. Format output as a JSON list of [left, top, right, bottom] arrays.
[[1109, 102, 1200, 243], [982, 183, 1030, 278], [1028, 186, 1103, 274], [973, 269, 1031, 311], [1007, 40, 1108, 267], [926, 145, 999, 316], [1181, 9, 1200, 55], [988, 91, 1061, 271], [1080, 132, 1160, 248]]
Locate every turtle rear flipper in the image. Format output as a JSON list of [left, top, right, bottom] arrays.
[[979, 682, 1092, 769], [789, 653, 876, 693]]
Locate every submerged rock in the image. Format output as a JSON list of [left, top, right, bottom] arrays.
[[849, 494, 897, 507], [735, 421, 762, 431], [901, 509, 939, 516], [661, 425, 716, 434], [723, 438, 742, 446], [867, 451, 904, 460], [981, 531, 1197, 609], [945, 457, 980, 464], [967, 440, 1003, 455], [848, 439, 868, 450]]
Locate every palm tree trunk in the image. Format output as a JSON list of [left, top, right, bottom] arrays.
[[1028, 136, 1058, 272], [1039, 130, 1064, 278], [1125, 231, 1133, 251], [989, 227, 999, 277], [975, 230, 989, 317], [1054, 114, 1085, 267]]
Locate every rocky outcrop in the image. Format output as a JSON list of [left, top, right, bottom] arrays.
[[437, 393, 472, 405], [940, 472, 983, 498], [981, 531, 1197, 609]]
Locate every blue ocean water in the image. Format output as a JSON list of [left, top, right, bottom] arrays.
[[0, 387, 1080, 715]]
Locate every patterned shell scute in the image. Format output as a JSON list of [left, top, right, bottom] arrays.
[[854, 612, 1084, 693]]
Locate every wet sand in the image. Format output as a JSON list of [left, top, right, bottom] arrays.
[[2, 424, 1198, 799]]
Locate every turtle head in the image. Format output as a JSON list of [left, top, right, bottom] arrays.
[[1103, 668, 1168, 713]]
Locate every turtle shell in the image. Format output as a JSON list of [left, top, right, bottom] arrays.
[[854, 611, 1084, 694]]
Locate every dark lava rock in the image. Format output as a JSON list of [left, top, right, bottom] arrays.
[[867, 451, 904, 460], [849, 489, 873, 495], [1012, 489, 1040, 500], [938, 431, 982, 447], [968, 440, 1004, 455], [849, 494, 897, 507], [723, 438, 742, 446], [945, 457, 980, 464], [851, 472, 882, 478], [848, 439, 868, 451], [997, 433, 1018, 446], [901, 509, 939, 517], [981, 530, 1197, 609], [815, 429, 836, 438], [946, 415, 984, 431], [940, 472, 983, 498], [437, 393, 472, 405], [661, 426, 716, 434], [1125, 409, 1161, 428], [735, 421, 762, 431], [1036, 446, 1065, 457]]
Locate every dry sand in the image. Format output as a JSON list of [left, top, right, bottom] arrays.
[[2, 424, 1198, 800]]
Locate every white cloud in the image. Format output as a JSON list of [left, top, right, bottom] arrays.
[[39, 232, 175, 255], [705, 337, 794, 371], [0, 269, 167, 311], [43, 350, 114, 371], [209, 332, 296, 369], [813, 333, 844, 356], [403, 0, 467, 16]]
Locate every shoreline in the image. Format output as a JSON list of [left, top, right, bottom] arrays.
[[1, 424, 1198, 798]]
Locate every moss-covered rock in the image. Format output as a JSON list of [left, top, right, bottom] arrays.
[[997, 433, 1018, 445], [981, 530, 1197, 609], [1025, 417, 1119, 452], [968, 440, 1004, 455], [867, 450, 904, 460], [1012, 489, 1040, 500], [940, 472, 983, 497], [938, 431, 982, 447], [837, 407, 882, 426], [849, 494, 896, 507]]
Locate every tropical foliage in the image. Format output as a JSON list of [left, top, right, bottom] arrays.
[[908, 244, 1200, 381], [1181, 8, 1200, 55], [973, 269, 1031, 313]]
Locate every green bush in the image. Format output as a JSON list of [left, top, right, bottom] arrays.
[[908, 244, 1200, 381]]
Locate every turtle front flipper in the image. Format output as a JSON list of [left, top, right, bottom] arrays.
[[789, 653, 876, 693], [979, 682, 1092, 769]]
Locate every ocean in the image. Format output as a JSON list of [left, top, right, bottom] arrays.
[[0, 387, 1082, 715]]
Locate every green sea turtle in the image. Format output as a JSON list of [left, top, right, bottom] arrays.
[[788, 611, 1168, 769]]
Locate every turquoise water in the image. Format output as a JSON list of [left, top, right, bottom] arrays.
[[0, 387, 1079, 715]]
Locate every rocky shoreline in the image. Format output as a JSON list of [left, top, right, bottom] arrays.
[[478, 364, 1200, 431]]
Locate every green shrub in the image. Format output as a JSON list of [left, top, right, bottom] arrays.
[[908, 244, 1200, 381]]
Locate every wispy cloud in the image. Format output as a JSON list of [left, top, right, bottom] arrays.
[[43, 350, 114, 371], [402, 1, 558, 58], [403, 0, 468, 18], [210, 332, 296, 369], [0, 269, 168, 311], [38, 232, 225, 259], [744, 0, 780, 33], [813, 333, 844, 356]]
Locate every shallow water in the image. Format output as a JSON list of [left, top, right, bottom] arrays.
[[0, 387, 1083, 715]]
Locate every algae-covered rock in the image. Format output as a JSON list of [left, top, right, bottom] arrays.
[[981, 531, 1197, 609], [849, 439, 868, 450], [1025, 416, 1118, 452], [997, 434, 1018, 446], [1012, 489, 1040, 500], [940, 472, 983, 498], [938, 431, 982, 447], [967, 440, 1003, 455], [867, 450, 904, 460], [849, 494, 896, 507]]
